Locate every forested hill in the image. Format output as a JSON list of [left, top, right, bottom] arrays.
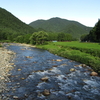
[[29, 17, 92, 38], [0, 7, 36, 35]]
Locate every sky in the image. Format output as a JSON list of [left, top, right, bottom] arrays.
[[0, 0, 100, 27]]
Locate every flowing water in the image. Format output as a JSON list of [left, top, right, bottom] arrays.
[[3, 44, 100, 100]]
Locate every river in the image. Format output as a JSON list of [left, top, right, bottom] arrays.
[[2, 43, 100, 100]]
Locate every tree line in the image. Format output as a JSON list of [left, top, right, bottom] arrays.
[[81, 19, 100, 42], [0, 29, 74, 44]]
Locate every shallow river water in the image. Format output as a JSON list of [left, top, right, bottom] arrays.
[[3, 44, 100, 100]]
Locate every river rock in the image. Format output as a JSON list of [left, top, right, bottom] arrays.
[[0, 89, 2, 93], [90, 72, 98, 76], [42, 89, 50, 96], [52, 65, 58, 67], [21, 77, 25, 80], [41, 77, 49, 82], [17, 69, 21, 71], [82, 64, 87, 67], [13, 96, 19, 99], [0, 77, 5, 80], [7, 51, 13, 55], [70, 68, 76, 72], [26, 56, 32, 59], [10, 63, 14, 65], [56, 59, 62, 62]]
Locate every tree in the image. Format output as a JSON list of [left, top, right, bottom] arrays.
[[86, 20, 100, 42], [80, 34, 89, 42], [57, 33, 73, 41], [57, 33, 66, 41], [95, 20, 100, 42], [15, 35, 24, 43], [30, 31, 48, 45]]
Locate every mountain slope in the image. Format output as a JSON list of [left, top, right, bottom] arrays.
[[0, 7, 36, 35], [29, 17, 92, 38]]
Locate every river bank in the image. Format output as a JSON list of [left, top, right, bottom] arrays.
[[37, 42, 100, 74], [0, 45, 15, 99]]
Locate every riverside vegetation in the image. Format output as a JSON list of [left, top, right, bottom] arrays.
[[37, 41, 100, 74]]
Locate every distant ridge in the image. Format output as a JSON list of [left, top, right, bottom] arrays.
[[0, 7, 35, 35], [29, 17, 92, 38]]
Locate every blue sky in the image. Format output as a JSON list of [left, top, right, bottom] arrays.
[[1, 0, 100, 27]]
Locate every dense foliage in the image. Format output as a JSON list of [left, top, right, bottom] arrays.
[[29, 17, 92, 38], [47, 32, 74, 41], [0, 7, 36, 42], [81, 20, 100, 42], [30, 31, 48, 45]]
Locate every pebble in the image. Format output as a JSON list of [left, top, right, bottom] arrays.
[[26, 56, 32, 59], [70, 68, 76, 72], [21, 77, 25, 80], [16, 83, 20, 85], [17, 69, 21, 71], [56, 59, 62, 62], [42, 89, 50, 96], [41, 77, 49, 82], [52, 65, 58, 67], [82, 64, 87, 67], [13, 96, 19, 99], [0, 90, 2, 93]]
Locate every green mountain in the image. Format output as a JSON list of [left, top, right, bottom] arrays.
[[0, 7, 36, 36], [29, 17, 92, 38]]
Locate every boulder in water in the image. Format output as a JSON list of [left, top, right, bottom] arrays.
[[56, 59, 62, 62], [42, 89, 50, 96], [41, 77, 49, 82], [90, 72, 98, 76], [70, 68, 76, 72]]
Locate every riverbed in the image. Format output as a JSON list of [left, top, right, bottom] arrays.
[[2, 43, 100, 100]]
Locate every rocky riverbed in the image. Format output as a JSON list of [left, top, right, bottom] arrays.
[[0, 45, 15, 100]]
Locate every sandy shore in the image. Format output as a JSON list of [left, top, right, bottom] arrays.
[[16, 43, 36, 47], [0, 46, 15, 99]]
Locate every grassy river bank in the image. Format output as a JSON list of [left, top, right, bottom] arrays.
[[37, 41, 100, 74]]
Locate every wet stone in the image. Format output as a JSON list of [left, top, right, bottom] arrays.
[[42, 89, 50, 96], [13, 96, 19, 99], [52, 65, 58, 67], [26, 56, 33, 59], [90, 72, 98, 76], [17, 69, 21, 71], [56, 59, 62, 62], [70, 68, 76, 72], [41, 77, 49, 82], [0, 89, 2, 93], [0, 77, 5, 80], [16, 83, 20, 85], [10, 63, 14, 65], [82, 64, 87, 67], [21, 77, 25, 80]]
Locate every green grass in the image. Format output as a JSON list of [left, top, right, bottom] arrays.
[[54, 41, 100, 49], [37, 41, 100, 74]]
